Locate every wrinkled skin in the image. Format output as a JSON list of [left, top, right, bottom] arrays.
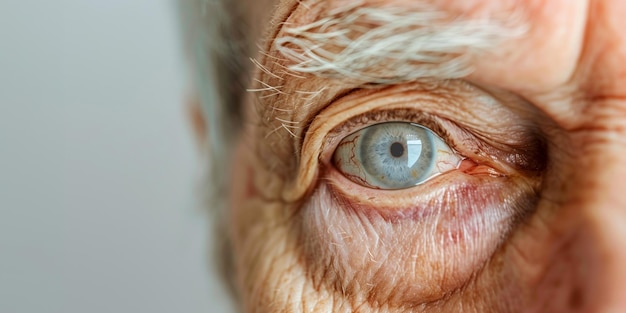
[[226, 0, 626, 312]]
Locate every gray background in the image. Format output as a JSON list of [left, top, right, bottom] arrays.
[[0, 1, 234, 312]]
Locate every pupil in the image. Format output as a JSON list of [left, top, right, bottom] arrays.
[[390, 142, 404, 158]]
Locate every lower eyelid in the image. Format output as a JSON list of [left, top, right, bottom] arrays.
[[324, 161, 504, 211], [320, 149, 543, 263]]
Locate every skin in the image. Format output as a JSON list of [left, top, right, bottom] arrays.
[[221, 0, 626, 312]]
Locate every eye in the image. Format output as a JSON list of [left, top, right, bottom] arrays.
[[332, 122, 462, 189]]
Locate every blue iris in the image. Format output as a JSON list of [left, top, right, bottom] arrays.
[[333, 122, 460, 189]]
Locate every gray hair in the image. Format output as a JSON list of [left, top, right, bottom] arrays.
[[275, 3, 525, 84]]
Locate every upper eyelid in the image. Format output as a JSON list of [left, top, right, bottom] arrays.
[[308, 81, 493, 157], [319, 109, 464, 164], [285, 81, 536, 202]]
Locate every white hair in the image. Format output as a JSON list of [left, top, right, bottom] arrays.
[[274, 2, 526, 84]]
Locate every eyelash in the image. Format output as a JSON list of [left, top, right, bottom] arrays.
[[321, 108, 465, 164]]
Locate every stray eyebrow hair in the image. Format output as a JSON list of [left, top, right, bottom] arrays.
[[273, 2, 527, 84]]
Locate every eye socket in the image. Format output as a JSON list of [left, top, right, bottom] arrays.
[[332, 122, 462, 189]]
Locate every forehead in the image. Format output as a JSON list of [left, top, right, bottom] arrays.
[[255, 0, 584, 84], [259, 1, 582, 89], [250, 0, 626, 128]]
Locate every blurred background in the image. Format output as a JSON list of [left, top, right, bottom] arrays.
[[0, 1, 233, 312]]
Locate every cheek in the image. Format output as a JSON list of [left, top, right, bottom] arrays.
[[229, 139, 337, 311], [228, 160, 301, 310], [297, 180, 520, 307], [229, 137, 290, 247]]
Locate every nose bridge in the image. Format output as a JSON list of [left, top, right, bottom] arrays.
[[567, 0, 626, 307], [586, 209, 626, 311], [575, 133, 626, 311]]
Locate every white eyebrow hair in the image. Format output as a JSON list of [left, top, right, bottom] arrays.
[[274, 2, 527, 84]]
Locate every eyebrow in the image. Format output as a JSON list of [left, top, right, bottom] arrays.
[[273, 3, 526, 84]]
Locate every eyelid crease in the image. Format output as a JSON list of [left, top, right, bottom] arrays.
[[284, 82, 545, 203], [294, 88, 361, 165], [287, 106, 473, 203], [284, 91, 405, 203]]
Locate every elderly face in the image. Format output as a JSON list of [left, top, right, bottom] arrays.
[[213, 0, 626, 311]]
